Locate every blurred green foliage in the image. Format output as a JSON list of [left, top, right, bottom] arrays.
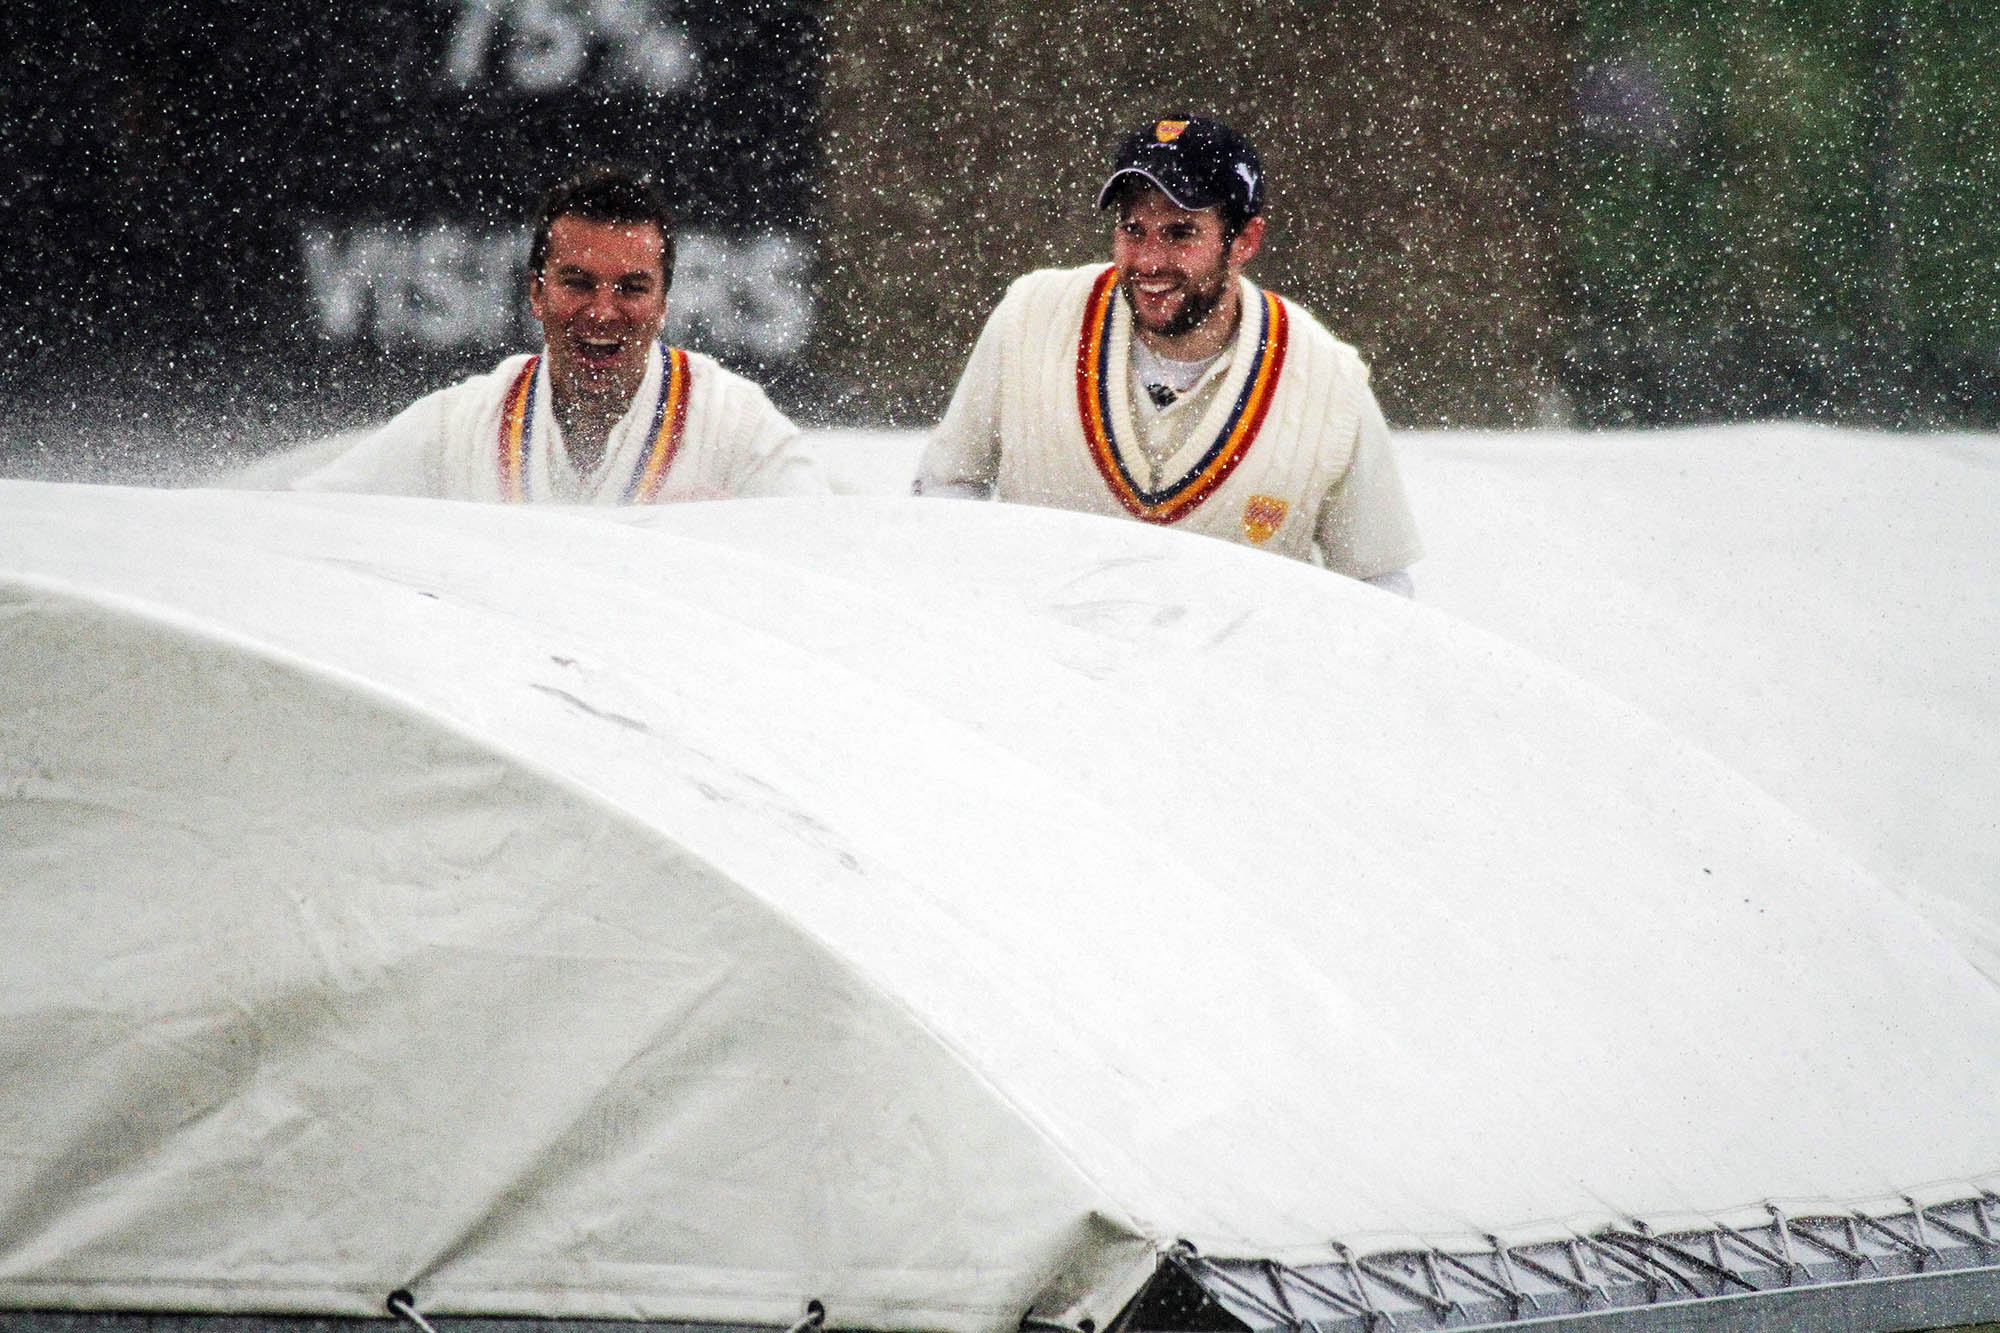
[[1900, 3, 2000, 346], [1567, 0, 2000, 425]]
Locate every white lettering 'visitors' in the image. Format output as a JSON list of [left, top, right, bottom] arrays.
[[300, 223, 815, 357]]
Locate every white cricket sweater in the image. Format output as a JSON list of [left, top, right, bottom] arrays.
[[296, 344, 823, 502], [923, 263, 1421, 577]]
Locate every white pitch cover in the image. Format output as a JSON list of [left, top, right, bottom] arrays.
[[3, 482, 1999, 1333]]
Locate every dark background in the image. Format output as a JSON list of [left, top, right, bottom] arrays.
[[1, 0, 820, 476], [4, 0, 1997, 479]]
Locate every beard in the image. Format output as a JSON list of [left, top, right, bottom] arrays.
[[1121, 263, 1231, 339]]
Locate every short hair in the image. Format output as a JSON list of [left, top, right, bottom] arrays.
[[528, 163, 677, 286]]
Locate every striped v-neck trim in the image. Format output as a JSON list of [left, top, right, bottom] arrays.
[[496, 347, 693, 502], [624, 347, 692, 502], [1074, 266, 1289, 523]]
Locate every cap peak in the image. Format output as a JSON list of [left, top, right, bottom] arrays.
[[1096, 116, 1265, 222]]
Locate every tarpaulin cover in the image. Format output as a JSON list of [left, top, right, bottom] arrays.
[[4, 481, 1998, 1333]]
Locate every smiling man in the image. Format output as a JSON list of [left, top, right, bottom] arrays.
[[296, 164, 822, 503], [918, 117, 1420, 591]]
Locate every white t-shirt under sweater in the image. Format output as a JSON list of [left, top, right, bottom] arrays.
[[1129, 339, 1225, 469], [921, 263, 1421, 579], [295, 343, 824, 502]]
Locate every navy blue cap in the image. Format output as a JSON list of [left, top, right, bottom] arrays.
[[1096, 117, 1266, 222]]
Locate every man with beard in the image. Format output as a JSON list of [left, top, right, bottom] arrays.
[[917, 117, 1420, 591], [296, 164, 823, 504]]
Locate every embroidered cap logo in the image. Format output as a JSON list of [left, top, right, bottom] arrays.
[[1154, 120, 1189, 142]]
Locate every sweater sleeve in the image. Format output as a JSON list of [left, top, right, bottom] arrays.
[[290, 391, 451, 497], [915, 289, 1016, 498], [722, 377, 829, 498], [1312, 361, 1424, 581]]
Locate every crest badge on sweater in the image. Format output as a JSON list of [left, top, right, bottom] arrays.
[[1242, 494, 1288, 544]]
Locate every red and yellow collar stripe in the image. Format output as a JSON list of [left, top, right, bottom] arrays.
[[624, 347, 692, 503], [497, 354, 540, 500], [1075, 265, 1289, 524], [495, 347, 692, 503]]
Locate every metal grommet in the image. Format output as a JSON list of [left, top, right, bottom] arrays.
[[386, 1290, 438, 1333]]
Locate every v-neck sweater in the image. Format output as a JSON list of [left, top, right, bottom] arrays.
[[922, 263, 1422, 576]]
